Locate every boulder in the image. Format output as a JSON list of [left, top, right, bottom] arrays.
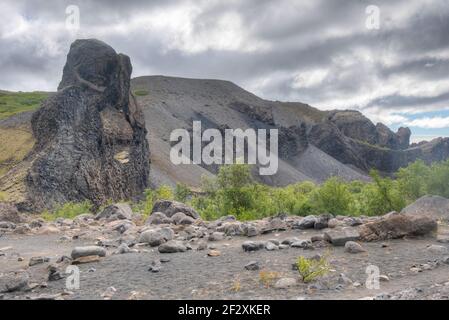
[[138, 227, 174, 246], [29, 256, 50, 266], [324, 227, 360, 246], [314, 214, 333, 230], [401, 195, 449, 222], [208, 232, 225, 242], [158, 240, 187, 253], [95, 203, 133, 221], [145, 212, 172, 225], [71, 246, 106, 259], [242, 241, 265, 252], [244, 261, 260, 271], [23, 39, 150, 210], [0, 272, 29, 293], [344, 241, 366, 254], [0, 203, 23, 223], [151, 200, 200, 219], [261, 217, 287, 233], [216, 222, 245, 236], [293, 215, 317, 229], [359, 212, 437, 241], [265, 242, 279, 251]]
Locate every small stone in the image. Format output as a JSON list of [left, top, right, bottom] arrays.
[[72, 255, 101, 265], [381, 243, 389, 248], [71, 246, 106, 259], [338, 273, 353, 285], [158, 240, 187, 253], [160, 257, 171, 263], [265, 242, 279, 251], [101, 286, 117, 299], [344, 241, 366, 254], [196, 241, 207, 251], [311, 235, 325, 242], [29, 256, 50, 266], [427, 245, 448, 255], [327, 218, 339, 228], [293, 216, 317, 229], [324, 228, 360, 246], [279, 244, 289, 250], [208, 232, 225, 241], [117, 243, 130, 254], [274, 278, 296, 289], [244, 261, 260, 271], [291, 240, 313, 249], [148, 259, 162, 273], [245, 225, 259, 237], [379, 275, 390, 282], [242, 241, 265, 252], [207, 250, 221, 257]]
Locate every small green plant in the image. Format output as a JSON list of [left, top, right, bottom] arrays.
[[41, 201, 92, 221], [296, 256, 330, 283], [133, 90, 149, 96], [174, 183, 191, 202]]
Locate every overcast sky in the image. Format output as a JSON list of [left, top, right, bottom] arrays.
[[1, 0, 449, 141]]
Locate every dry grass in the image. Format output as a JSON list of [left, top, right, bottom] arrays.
[[258, 270, 281, 288], [0, 127, 35, 176]]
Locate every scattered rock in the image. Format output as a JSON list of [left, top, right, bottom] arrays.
[[0, 203, 23, 223], [101, 286, 117, 300], [29, 256, 50, 266], [117, 243, 131, 254], [314, 214, 333, 230], [71, 246, 106, 259], [48, 266, 63, 281], [0, 272, 29, 293], [145, 212, 172, 225], [379, 275, 390, 282], [138, 227, 174, 246], [324, 228, 360, 246], [291, 240, 313, 249], [327, 218, 340, 228], [216, 222, 244, 236], [208, 250, 221, 257], [148, 259, 162, 273], [344, 241, 366, 254], [95, 203, 133, 221], [427, 245, 448, 255], [265, 242, 279, 251], [242, 241, 265, 252], [338, 273, 353, 285], [359, 212, 438, 241], [158, 240, 187, 253], [293, 215, 317, 229], [401, 195, 449, 222], [274, 278, 296, 289], [72, 255, 101, 265], [152, 200, 200, 219], [343, 217, 363, 227], [0, 221, 16, 229], [245, 224, 259, 237], [311, 235, 325, 242], [261, 217, 287, 233], [208, 232, 225, 242], [244, 261, 260, 271], [14, 224, 31, 234], [442, 256, 449, 265], [196, 241, 207, 251]]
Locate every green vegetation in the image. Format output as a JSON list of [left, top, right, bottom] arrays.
[[296, 255, 330, 283], [140, 159, 449, 221], [133, 90, 149, 96], [0, 127, 35, 176], [0, 191, 7, 202], [41, 201, 92, 221], [0, 91, 49, 120], [35, 158, 449, 222]]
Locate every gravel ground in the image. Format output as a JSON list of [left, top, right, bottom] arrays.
[[1, 226, 448, 300]]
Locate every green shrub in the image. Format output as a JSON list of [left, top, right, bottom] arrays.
[[41, 201, 92, 221], [427, 160, 449, 198], [296, 255, 330, 283], [310, 177, 353, 215], [396, 160, 430, 201], [175, 183, 191, 202]]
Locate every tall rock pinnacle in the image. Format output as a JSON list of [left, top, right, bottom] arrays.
[[26, 39, 150, 209]]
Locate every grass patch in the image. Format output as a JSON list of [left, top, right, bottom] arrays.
[[0, 91, 49, 120], [296, 255, 330, 283], [133, 90, 149, 97], [0, 127, 35, 176], [0, 191, 7, 202], [41, 201, 93, 221], [258, 270, 281, 288]]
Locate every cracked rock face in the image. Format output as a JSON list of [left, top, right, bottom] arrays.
[[26, 39, 150, 210]]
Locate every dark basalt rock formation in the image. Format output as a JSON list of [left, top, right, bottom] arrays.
[[26, 39, 150, 210]]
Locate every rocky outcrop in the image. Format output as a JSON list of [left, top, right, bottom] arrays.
[[0, 203, 23, 223], [359, 211, 438, 241], [24, 39, 150, 210], [401, 195, 449, 222]]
